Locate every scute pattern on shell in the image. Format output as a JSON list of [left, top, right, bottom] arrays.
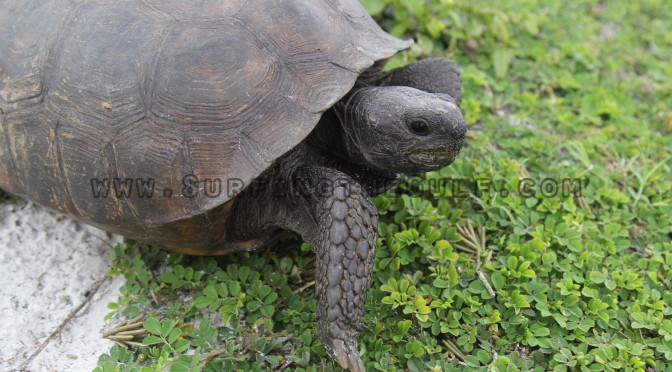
[[0, 0, 411, 246]]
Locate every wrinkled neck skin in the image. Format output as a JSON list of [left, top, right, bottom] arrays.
[[305, 89, 400, 181], [331, 89, 378, 167]]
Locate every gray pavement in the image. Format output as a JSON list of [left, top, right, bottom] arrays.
[[0, 201, 124, 371]]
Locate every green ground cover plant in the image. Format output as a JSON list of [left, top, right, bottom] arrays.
[[5, 0, 667, 370], [0, 189, 17, 203]]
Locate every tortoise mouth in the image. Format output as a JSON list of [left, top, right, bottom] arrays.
[[408, 150, 460, 168]]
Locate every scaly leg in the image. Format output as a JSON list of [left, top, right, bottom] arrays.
[[229, 165, 377, 372], [295, 166, 377, 372]]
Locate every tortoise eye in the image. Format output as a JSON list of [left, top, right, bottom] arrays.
[[409, 120, 431, 136]]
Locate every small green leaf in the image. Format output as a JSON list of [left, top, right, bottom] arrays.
[[399, 279, 411, 294], [493, 48, 514, 79], [143, 318, 162, 335], [491, 272, 506, 290], [203, 285, 218, 299], [238, 266, 251, 282], [160, 272, 178, 284], [246, 300, 261, 312], [507, 256, 518, 270], [476, 350, 491, 364], [264, 291, 279, 304], [605, 280, 617, 290], [143, 335, 163, 345], [397, 320, 412, 335], [433, 278, 450, 288], [448, 265, 459, 287], [589, 271, 605, 284], [405, 340, 425, 357], [215, 283, 229, 297], [168, 327, 182, 344], [229, 281, 241, 296], [258, 285, 272, 299], [360, 0, 386, 15], [174, 339, 190, 353], [463, 355, 480, 367], [161, 320, 177, 338], [530, 323, 551, 337], [193, 296, 213, 309]]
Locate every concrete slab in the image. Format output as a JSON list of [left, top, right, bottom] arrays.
[[0, 201, 124, 371], [26, 275, 126, 372]]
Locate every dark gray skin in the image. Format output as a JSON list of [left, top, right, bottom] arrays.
[[229, 58, 466, 371]]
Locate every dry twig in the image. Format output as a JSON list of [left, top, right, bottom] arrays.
[[454, 219, 486, 257], [102, 314, 148, 348]]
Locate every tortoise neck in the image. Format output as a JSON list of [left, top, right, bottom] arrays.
[[308, 87, 370, 166], [353, 66, 389, 88], [306, 109, 346, 157]]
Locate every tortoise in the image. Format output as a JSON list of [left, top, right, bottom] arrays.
[[0, 0, 466, 370]]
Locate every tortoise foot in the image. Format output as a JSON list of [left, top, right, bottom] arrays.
[[333, 338, 365, 372]]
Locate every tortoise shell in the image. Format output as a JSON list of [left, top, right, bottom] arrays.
[[0, 0, 410, 252]]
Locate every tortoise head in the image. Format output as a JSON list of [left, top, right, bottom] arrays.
[[339, 86, 467, 173]]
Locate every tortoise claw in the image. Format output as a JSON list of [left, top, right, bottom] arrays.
[[333, 339, 365, 372]]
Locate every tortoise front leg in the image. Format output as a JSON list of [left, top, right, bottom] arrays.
[[229, 165, 377, 372], [292, 166, 377, 372]]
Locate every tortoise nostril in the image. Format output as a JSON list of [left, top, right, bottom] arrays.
[[454, 117, 467, 139]]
